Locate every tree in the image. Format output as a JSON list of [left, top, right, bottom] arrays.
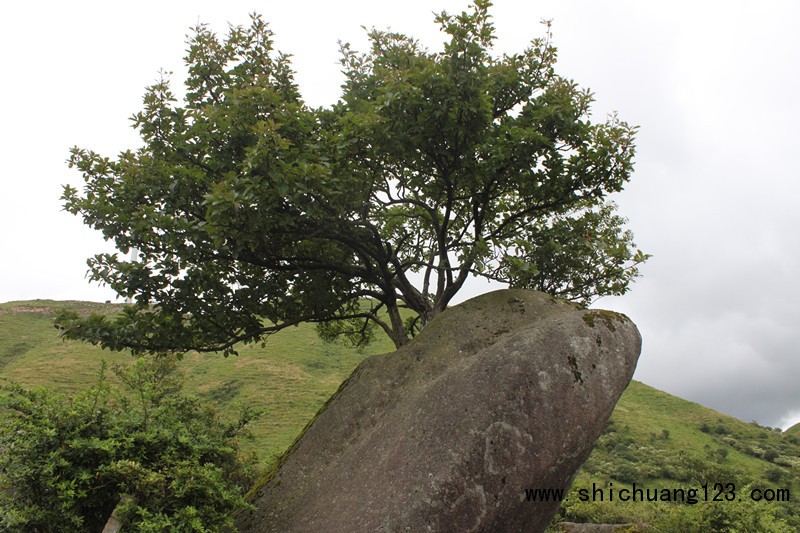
[[0, 358, 257, 531], [59, 1, 648, 354]]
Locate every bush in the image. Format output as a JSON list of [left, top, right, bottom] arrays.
[[608, 463, 640, 484], [764, 467, 785, 483], [558, 485, 795, 532], [763, 448, 779, 462], [0, 357, 258, 532], [714, 423, 731, 435], [653, 496, 794, 533], [707, 447, 728, 463]]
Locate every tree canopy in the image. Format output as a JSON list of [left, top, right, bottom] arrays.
[[60, 1, 648, 354]]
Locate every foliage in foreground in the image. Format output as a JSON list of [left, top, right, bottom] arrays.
[[59, 0, 648, 355], [0, 357, 257, 532]]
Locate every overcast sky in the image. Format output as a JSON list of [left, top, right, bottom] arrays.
[[1, 1, 798, 429]]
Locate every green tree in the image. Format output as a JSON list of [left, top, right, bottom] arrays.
[[0, 358, 257, 532], [60, 1, 647, 353]]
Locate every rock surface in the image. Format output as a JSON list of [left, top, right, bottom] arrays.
[[237, 289, 641, 533]]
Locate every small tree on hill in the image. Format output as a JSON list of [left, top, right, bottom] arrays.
[[0, 358, 257, 531], [59, 1, 647, 353]]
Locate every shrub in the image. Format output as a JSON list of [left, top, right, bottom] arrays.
[[0, 357, 258, 532], [608, 463, 640, 484], [707, 447, 728, 463], [764, 467, 785, 483], [714, 423, 731, 435], [763, 448, 779, 462]]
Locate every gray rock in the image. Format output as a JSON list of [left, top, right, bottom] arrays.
[[237, 289, 641, 533]]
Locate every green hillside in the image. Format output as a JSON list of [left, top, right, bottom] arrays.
[[557, 380, 799, 530], [2, 300, 798, 530], [0, 300, 394, 464]]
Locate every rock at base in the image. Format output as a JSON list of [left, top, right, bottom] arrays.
[[237, 289, 642, 533]]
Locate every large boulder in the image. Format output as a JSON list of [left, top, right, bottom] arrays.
[[237, 289, 641, 533]]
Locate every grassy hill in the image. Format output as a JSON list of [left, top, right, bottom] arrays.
[[557, 380, 799, 530], [0, 299, 395, 465], [2, 300, 798, 530]]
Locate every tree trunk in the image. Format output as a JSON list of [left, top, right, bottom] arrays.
[[386, 302, 409, 348], [102, 501, 123, 533]]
